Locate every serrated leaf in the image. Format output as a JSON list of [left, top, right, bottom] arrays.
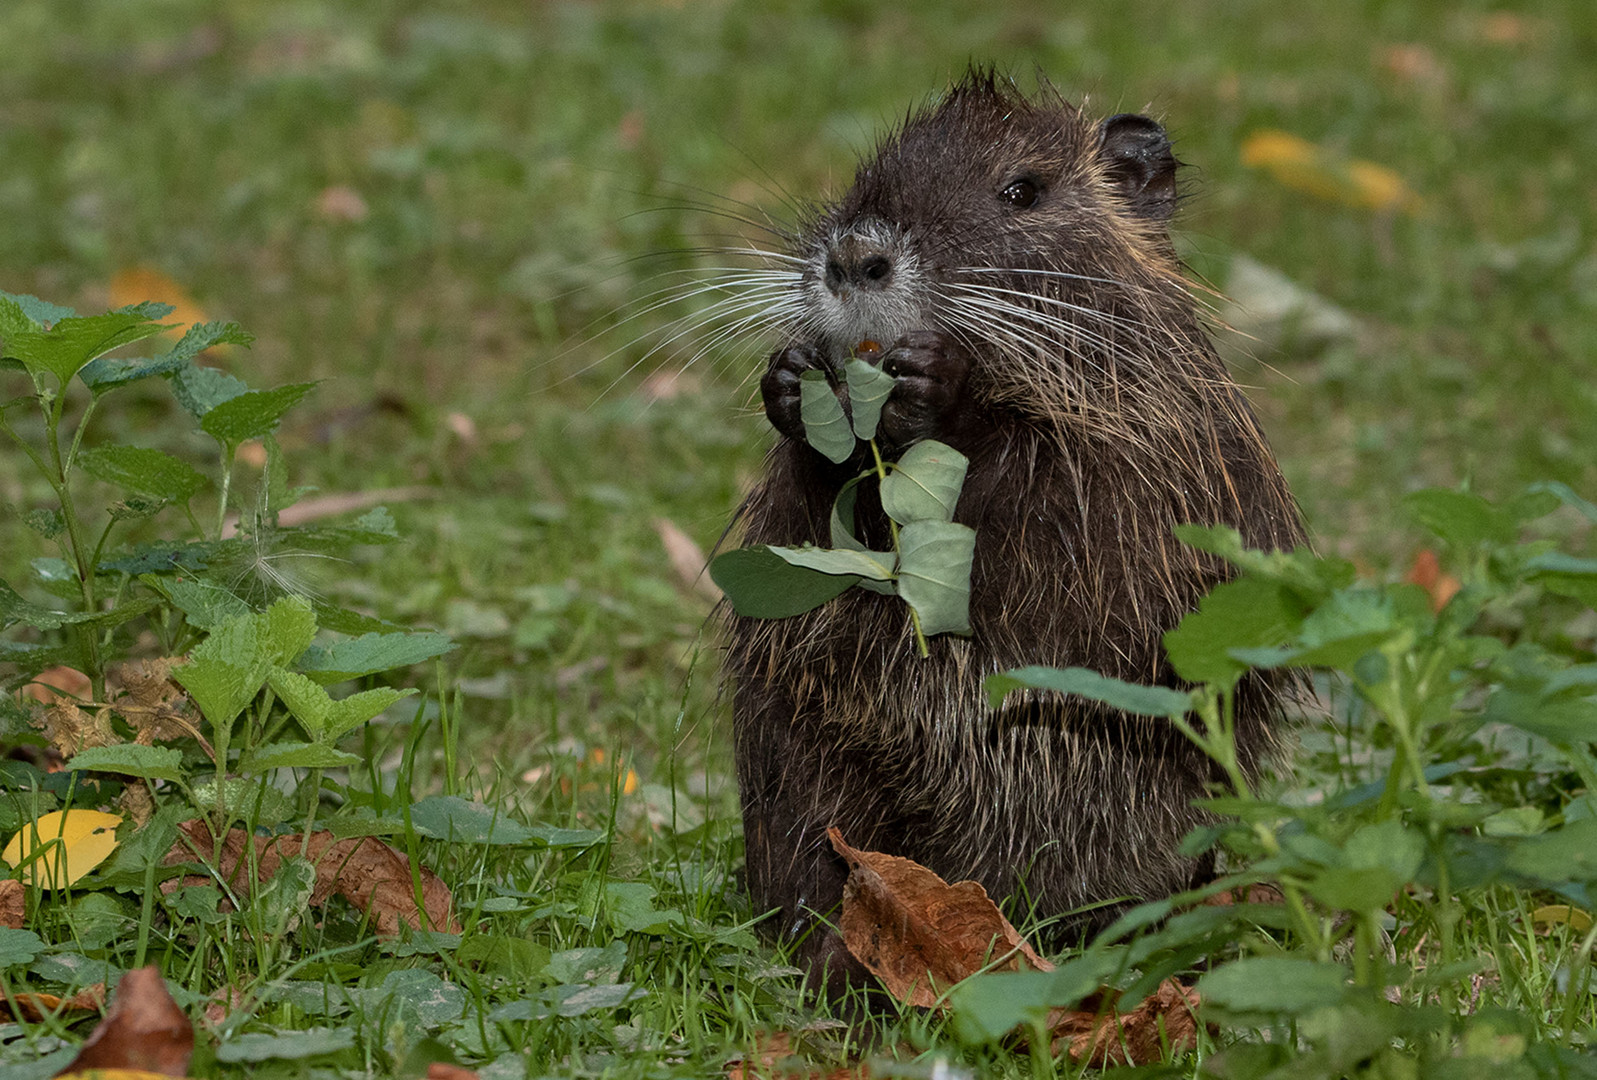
[[769, 543, 895, 580], [1163, 577, 1304, 688], [0, 579, 93, 631], [156, 576, 252, 630], [798, 368, 855, 463], [108, 495, 168, 522], [323, 686, 415, 741], [261, 594, 318, 667], [267, 667, 333, 736], [985, 665, 1193, 716], [200, 382, 317, 450], [1, 291, 75, 332], [98, 538, 221, 575], [881, 439, 967, 524], [895, 520, 975, 636], [294, 630, 455, 684], [843, 357, 895, 440], [3, 308, 176, 386], [708, 546, 859, 619], [65, 744, 184, 783], [79, 319, 256, 393], [77, 444, 208, 501], [242, 741, 363, 772], [22, 508, 65, 538], [171, 361, 249, 418], [173, 613, 273, 729]]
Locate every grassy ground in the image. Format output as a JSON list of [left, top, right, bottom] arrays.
[[2, 1, 1596, 1077]]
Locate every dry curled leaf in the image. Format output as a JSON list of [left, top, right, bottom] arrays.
[[2, 982, 105, 1023], [35, 700, 118, 758], [0, 878, 23, 928], [163, 820, 459, 936], [57, 966, 193, 1077], [1240, 129, 1422, 215], [726, 1031, 871, 1080], [108, 266, 211, 340], [111, 659, 196, 746], [1050, 978, 1201, 1067], [828, 827, 1049, 1008]]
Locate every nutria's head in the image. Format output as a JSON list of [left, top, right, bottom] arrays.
[[789, 71, 1205, 426]]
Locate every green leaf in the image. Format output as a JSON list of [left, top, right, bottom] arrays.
[[78, 320, 254, 393], [1531, 480, 1597, 525], [1, 291, 75, 330], [173, 613, 273, 729], [171, 362, 249, 418], [155, 576, 252, 630], [23, 508, 65, 538], [1506, 819, 1597, 886], [985, 665, 1192, 716], [881, 439, 967, 524], [1484, 689, 1597, 744], [266, 668, 333, 736], [241, 741, 363, 772], [108, 496, 168, 523], [829, 472, 872, 551], [896, 520, 975, 637], [488, 983, 641, 1021], [798, 368, 855, 463], [1403, 488, 1516, 547], [409, 795, 537, 845], [950, 955, 1114, 1043], [1526, 552, 1597, 609], [0, 579, 94, 631], [1307, 820, 1424, 911], [1197, 957, 1352, 1014], [1173, 523, 1349, 599], [261, 594, 318, 667], [4, 306, 176, 386], [65, 744, 184, 783], [526, 825, 606, 848], [843, 357, 895, 440], [77, 444, 208, 502], [606, 881, 685, 935], [709, 546, 859, 619], [98, 539, 222, 575], [769, 544, 896, 580], [1163, 577, 1303, 688], [294, 630, 455, 684], [217, 1027, 356, 1064], [0, 928, 47, 968], [200, 382, 317, 450]]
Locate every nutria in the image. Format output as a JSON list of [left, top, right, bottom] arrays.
[[721, 70, 1304, 991]]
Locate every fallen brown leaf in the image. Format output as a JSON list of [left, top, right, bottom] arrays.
[[1, 983, 104, 1022], [828, 828, 1050, 1008], [56, 966, 193, 1077], [0, 878, 23, 928], [653, 517, 722, 604], [726, 1031, 870, 1080], [1050, 978, 1201, 1068], [112, 659, 197, 747], [317, 184, 370, 222], [1201, 882, 1286, 907], [163, 820, 459, 936]]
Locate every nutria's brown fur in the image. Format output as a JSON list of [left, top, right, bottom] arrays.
[[722, 71, 1304, 990]]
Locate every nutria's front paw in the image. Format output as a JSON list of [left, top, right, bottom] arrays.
[[761, 342, 838, 444], [878, 331, 973, 450]]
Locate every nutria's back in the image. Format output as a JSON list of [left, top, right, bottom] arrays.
[[724, 70, 1303, 991]]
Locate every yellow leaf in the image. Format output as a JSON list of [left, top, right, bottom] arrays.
[[108, 266, 216, 342], [3, 809, 123, 889], [1240, 128, 1422, 214], [1530, 904, 1594, 933]]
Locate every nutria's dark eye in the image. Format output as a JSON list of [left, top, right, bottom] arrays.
[[1000, 178, 1041, 209]]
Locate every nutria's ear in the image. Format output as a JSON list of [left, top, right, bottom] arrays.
[[1097, 114, 1178, 222]]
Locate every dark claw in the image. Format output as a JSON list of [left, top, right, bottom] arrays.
[[761, 343, 834, 444], [877, 331, 973, 450]]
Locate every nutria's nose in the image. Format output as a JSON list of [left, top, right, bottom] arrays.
[[822, 237, 896, 295]]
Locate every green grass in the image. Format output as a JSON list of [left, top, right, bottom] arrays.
[[2, 1, 1597, 1077]]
